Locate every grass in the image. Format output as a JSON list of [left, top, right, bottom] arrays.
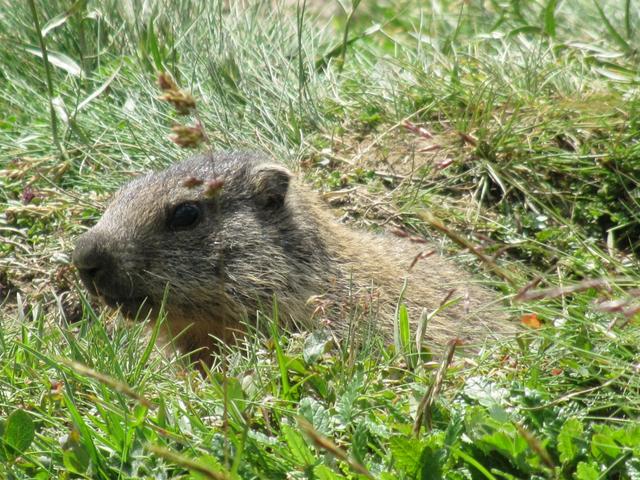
[[1, 0, 640, 478]]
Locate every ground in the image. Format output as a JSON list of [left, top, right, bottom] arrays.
[[0, 0, 639, 479]]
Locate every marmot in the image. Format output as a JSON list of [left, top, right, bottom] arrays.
[[73, 152, 514, 363]]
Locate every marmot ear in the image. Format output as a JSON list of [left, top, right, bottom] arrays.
[[251, 164, 292, 209]]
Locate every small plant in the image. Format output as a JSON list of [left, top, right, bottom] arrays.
[[157, 71, 207, 149]]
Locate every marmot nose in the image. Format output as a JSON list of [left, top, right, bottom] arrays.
[[72, 233, 113, 288]]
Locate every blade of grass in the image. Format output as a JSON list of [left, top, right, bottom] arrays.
[[624, 0, 632, 39], [26, 0, 68, 160], [270, 298, 291, 399], [41, 0, 87, 37], [338, 0, 362, 71], [413, 339, 457, 435], [592, 0, 632, 53], [452, 448, 498, 480], [131, 290, 167, 384], [58, 358, 154, 408], [147, 444, 231, 480], [63, 389, 106, 476], [543, 0, 559, 37]]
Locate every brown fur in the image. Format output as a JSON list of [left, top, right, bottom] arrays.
[[73, 152, 514, 362]]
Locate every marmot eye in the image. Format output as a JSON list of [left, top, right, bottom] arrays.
[[168, 202, 201, 230]]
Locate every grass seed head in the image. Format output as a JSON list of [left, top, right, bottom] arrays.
[[159, 90, 196, 115], [157, 71, 179, 91], [157, 71, 196, 114], [169, 124, 205, 148]]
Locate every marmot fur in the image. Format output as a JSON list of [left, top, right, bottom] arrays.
[[73, 153, 514, 363]]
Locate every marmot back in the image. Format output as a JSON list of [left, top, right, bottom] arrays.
[[73, 153, 515, 363]]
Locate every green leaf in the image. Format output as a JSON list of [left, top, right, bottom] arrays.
[[380, 475, 397, 480], [24, 47, 82, 76], [390, 433, 445, 479], [543, 0, 559, 37], [398, 303, 410, 353], [298, 397, 332, 436], [224, 376, 246, 407], [351, 422, 368, 465], [148, 445, 231, 479], [619, 424, 640, 448], [482, 429, 528, 460], [146, 20, 163, 71], [3, 409, 35, 457], [303, 330, 332, 364], [463, 377, 508, 408], [575, 461, 600, 480], [487, 404, 509, 424], [416, 433, 446, 480], [314, 23, 381, 72], [389, 436, 424, 475], [62, 440, 90, 474], [282, 424, 316, 467], [193, 455, 228, 480], [314, 464, 344, 479], [285, 356, 309, 376], [452, 447, 498, 480], [63, 392, 101, 470], [41, 0, 87, 37], [270, 300, 291, 398], [558, 417, 583, 464], [592, 0, 632, 53], [508, 25, 543, 37], [210, 375, 247, 425], [76, 66, 121, 113], [592, 67, 634, 82], [94, 400, 125, 448], [155, 396, 168, 429], [336, 369, 362, 426], [591, 432, 621, 460], [307, 373, 330, 398]]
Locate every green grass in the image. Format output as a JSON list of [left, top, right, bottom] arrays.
[[1, 0, 640, 478]]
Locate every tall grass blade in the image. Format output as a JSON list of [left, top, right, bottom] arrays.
[[592, 0, 632, 53], [624, 0, 632, 39], [543, 0, 559, 37], [270, 298, 291, 398], [76, 66, 121, 112], [26, 0, 67, 158], [41, 0, 87, 37], [339, 0, 362, 71]]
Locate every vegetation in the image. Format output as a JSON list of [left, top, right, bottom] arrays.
[[1, 0, 639, 478]]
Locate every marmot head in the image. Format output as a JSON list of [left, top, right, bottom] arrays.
[[72, 153, 297, 323]]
